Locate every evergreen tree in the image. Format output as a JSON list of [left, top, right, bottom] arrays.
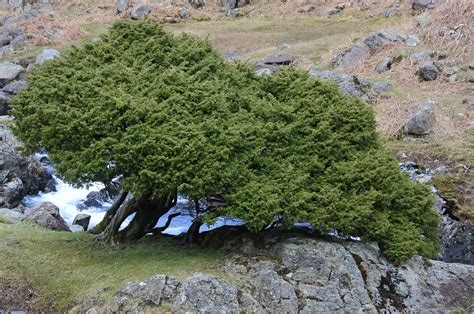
[[11, 20, 439, 262]]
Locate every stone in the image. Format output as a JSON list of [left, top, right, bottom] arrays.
[[155, 0, 171, 7], [35, 49, 60, 65], [404, 107, 436, 135], [412, 0, 443, 11], [299, 4, 315, 13], [462, 96, 474, 107], [174, 273, 240, 312], [262, 54, 297, 65], [0, 62, 23, 87], [3, 177, 24, 208], [178, 8, 190, 19], [332, 41, 370, 69], [309, 69, 373, 101], [0, 91, 9, 115], [0, 207, 23, 223], [188, 0, 204, 9], [96, 231, 474, 312], [116, 0, 129, 13], [373, 81, 392, 93], [327, 4, 345, 15], [440, 220, 474, 265], [256, 68, 272, 76], [251, 269, 299, 312], [409, 51, 435, 63], [22, 202, 71, 232], [116, 275, 180, 310], [2, 80, 27, 94], [130, 4, 150, 20], [418, 61, 439, 81], [70, 225, 85, 232], [219, 0, 236, 9], [278, 43, 290, 50], [406, 34, 420, 46], [374, 56, 393, 73], [73, 213, 91, 231]]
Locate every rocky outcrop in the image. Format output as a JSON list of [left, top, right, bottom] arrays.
[[308, 69, 391, 103], [89, 231, 473, 313], [255, 54, 298, 74], [412, 0, 444, 11], [22, 201, 71, 232], [0, 126, 53, 208], [0, 62, 23, 87]]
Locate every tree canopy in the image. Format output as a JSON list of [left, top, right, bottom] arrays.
[[11, 20, 440, 262]]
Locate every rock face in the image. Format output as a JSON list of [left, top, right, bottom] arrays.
[[98, 232, 474, 313], [441, 219, 474, 265], [130, 4, 151, 20], [22, 201, 71, 232], [0, 126, 53, 208]]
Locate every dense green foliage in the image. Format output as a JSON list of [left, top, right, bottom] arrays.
[[11, 20, 439, 262]]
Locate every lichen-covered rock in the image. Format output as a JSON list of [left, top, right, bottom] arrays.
[[72, 213, 91, 231], [115, 275, 180, 311], [101, 232, 473, 313], [174, 273, 240, 312], [22, 202, 70, 232]]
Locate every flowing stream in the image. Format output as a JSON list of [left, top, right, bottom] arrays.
[[22, 154, 243, 234]]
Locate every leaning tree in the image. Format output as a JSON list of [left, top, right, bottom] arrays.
[[12, 20, 439, 262]]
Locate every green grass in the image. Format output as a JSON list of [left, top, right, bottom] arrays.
[[0, 223, 225, 310]]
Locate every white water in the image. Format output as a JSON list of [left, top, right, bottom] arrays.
[[23, 175, 111, 229], [22, 153, 244, 234]]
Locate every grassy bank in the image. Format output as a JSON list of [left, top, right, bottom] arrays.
[[0, 222, 224, 311]]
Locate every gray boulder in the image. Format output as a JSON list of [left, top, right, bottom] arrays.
[[174, 273, 240, 312], [188, 0, 204, 9], [441, 220, 474, 265], [178, 8, 190, 19], [410, 50, 435, 63], [0, 91, 8, 115], [22, 202, 71, 232], [262, 54, 297, 65], [404, 107, 436, 135], [35, 49, 60, 65], [73, 213, 91, 231], [332, 40, 370, 69], [327, 4, 345, 15], [406, 34, 420, 47], [2, 80, 27, 94], [116, 0, 129, 13], [130, 4, 151, 20], [0, 63, 23, 87], [462, 95, 474, 107], [299, 4, 315, 13], [418, 61, 439, 81], [374, 56, 393, 73], [3, 177, 24, 208], [0, 207, 24, 223], [412, 0, 443, 11]]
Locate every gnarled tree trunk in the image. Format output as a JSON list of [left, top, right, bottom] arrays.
[[96, 190, 177, 244]]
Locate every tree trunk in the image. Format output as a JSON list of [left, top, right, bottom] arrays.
[[185, 219, 203, 244], [96, 191, 177, 244], [90, 190, 128, 234]]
